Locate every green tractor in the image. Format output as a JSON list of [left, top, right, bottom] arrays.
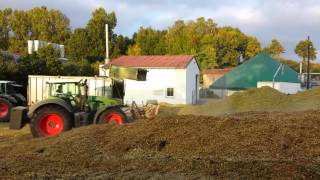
[[10, 66, 147, 137], [0, 81, 26, 122]]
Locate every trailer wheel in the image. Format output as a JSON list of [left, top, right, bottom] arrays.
[[98, 108, 128, 125], [30, 105, 73, 137], [0, 98, 12, 122]]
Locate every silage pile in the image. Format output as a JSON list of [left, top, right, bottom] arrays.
[[0, 110, 320, 179], [180, 87, 320, 116]]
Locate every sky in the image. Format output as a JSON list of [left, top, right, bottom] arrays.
[[1, 0, 320, 61]]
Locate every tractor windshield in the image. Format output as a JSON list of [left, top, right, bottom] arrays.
[[48, 82, 80, 97], [0, 82, 23, 94]]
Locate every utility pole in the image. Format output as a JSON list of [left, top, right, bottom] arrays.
[[306, 36, 310, 89]]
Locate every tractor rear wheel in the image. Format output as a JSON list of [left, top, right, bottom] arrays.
[[98, 107, 128, 125], [0, 98, 12, 122], [30, 105, 73, 137]]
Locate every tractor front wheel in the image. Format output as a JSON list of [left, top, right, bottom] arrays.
[[0, 98, 12, 122], [30, 105, 73, 137], [98, 108, 128, 125]]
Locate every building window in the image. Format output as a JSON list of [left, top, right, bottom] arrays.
[[166, 88, 174, 97]]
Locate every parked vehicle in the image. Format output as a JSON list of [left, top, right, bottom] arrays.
[[0, 81, 26, 122], [10, 66, 149, 137]]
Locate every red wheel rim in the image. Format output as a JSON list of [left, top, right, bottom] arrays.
[[105, 113, 123, 125], [0, 103, 9, 118], [38, 114, 64, 136]]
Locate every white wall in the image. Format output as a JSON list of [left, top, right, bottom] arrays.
[[124, 68, 187, 105], [123, 59, 199, 105], [186, 59, 200, 104], [257, 81, 301, 94]]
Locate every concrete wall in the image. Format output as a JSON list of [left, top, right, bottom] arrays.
[[257, 81, 301, 94], [212, 89, 239, 98]]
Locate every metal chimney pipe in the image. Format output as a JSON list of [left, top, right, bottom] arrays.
[[105, 24, 110, 64]]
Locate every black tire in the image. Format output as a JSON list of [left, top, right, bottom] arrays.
[[30, 105, 73, 138], [12, 93, 27, 106], [0, 98, 13, 122], [97, 107, 128, 125]]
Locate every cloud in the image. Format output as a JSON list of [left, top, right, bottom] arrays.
[[0, 0, 319, 60]]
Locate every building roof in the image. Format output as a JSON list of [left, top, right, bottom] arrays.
[[210, 53, 301, 90], [203, 68, 232, 75], [105, 55, 194, 69]]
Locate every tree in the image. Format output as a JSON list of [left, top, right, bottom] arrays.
[[166, 18, 217, 55], [63, 59, 94, 76], [166, 18, 219, 68], [195, 46, 217, 70], [37, 44, 62, 75], [8, 7, 70, 54], [295, 39, 317, 61], [9, 9, 31, 54], [110, 34, 133, 58], [28, 7, 70, 43], [65, 28, 89, 61], [264, 39, 285, 57], [129, 27, 167, 55], [244, 36, 261, 60], [127, 44, 141, 55], [212, 27, 246, 67], [0, 54, 18, 80], [0, 8, 12, 50], [86, 8, 117, 59]]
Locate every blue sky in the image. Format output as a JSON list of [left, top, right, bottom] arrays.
[[1, 0, 320, 61]]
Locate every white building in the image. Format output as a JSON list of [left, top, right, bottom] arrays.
[[210, 53, 302, 98], [105, 55, 200, 105], [28, 40, 65, 58]]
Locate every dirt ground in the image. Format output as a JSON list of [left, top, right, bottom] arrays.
[[0, 109, 320, 179]]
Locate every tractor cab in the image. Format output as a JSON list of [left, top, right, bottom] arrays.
[[0, 81, 26, 122], [46, 81, 87, 111], [0, 81, 23, 95]]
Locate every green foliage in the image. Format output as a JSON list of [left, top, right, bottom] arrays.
[[0, 54, 18, 79], [213, 27, 246, 67], [0, 8, 12, 51], [244, 36, 261, 60], [63, 59, 94, 76], [127, 44, 141, 55], [128, 27, 167, 55], [263, 39, 285, 57], [86, 8, 117, 59], [110, 34, 132, 58], [37, 45, 62, 75], [295, 39, 317, 61], [28, 7, 70, 42], [65, 28, 89, 61], [128, 18, 257, 69], [165, 18, 220, 68], [7, 7, 70, 55], [17, 45, 62, 77]]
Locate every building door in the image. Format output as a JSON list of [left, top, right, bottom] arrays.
[[194, 74, 199, 104]]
